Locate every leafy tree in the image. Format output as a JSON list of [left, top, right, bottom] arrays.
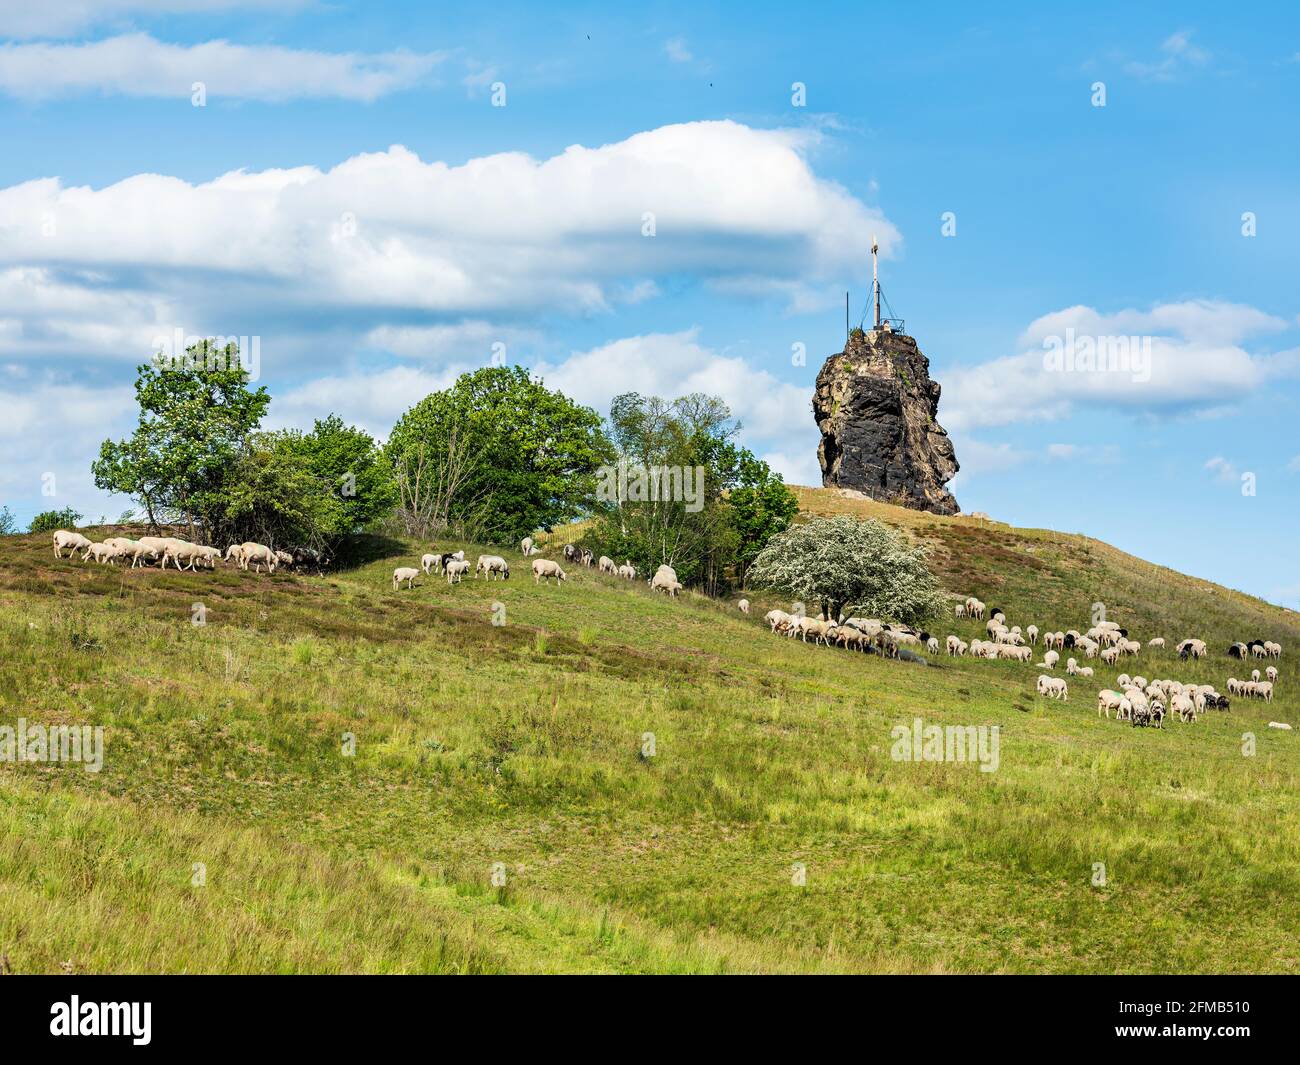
[[276, 415, 396, 535], [590, 392, 795, 593], [728, 454, 800, 583], [29, 507, 83, 534], [386, 366, 610, 542], [748, 514, 944, 624], [214, 432, 331, 548], [0, 505, 15, 535], [92, 342, 269, 536]]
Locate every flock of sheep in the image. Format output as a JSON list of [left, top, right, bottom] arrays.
[[390, 537, 686, 595], [52, 528, 324, 573], [757, 590, 1287, 731], [54, 525, 1290, 733]]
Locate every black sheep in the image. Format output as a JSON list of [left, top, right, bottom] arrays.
[[1063, 633, 1076, 649]]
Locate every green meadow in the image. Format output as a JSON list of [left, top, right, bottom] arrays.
[[2, 490, 1297, 973]]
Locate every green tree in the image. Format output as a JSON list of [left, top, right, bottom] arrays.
[[0, 505, 15, 535], [92, 342, 269, 537], [728, 454, 799, 584], [29, 507, 83, 534], [748, 514, 944, 624], [385, 366, 610, 542], [278, 415, 396, 535]]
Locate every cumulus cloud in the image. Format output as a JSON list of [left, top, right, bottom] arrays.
[[532, 329, 811, 441], [943, 300, 1297, 431], [0, 122, 894, 367], [0, 33, 445, 101]]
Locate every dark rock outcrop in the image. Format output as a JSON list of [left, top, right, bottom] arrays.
[[814, 326, 960, 515]]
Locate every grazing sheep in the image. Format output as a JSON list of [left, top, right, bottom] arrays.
[[1025, 624, 1039, 645], [475, 555, 510, 581], [421, 553, 439, 575], [1177, 638, 1207, 660], [1265, 641, 1282, 658], [520, 536, 534, 556], [1266, 666, 1278, 683], [1077, 666, 1094, 678], [954, 603, 967, 618], [1100, 647, 1120, 666], [926, 636, 940, 654], [240, 542, 277, 573], [1097, 690, 1126, 718], [531, 558, 567, 584], [562, 544, 578, 562], [580, 549, 595, 568], [649, 564, 680, 595], [597, 555, 616, 574], [765, 609, 791, 633], [83, 542, 122, 565], [1042, 650, 1060, 670], [392, 567, 419, 590], [1147, 637, 1165, 651], [53, 530, 93, 558], [738, 599, 750, 615], [965, 598, 985, 620], [445, 559, 471, 584]]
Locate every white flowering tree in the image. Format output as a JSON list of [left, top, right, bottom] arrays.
[[748, 514, 944, 625]]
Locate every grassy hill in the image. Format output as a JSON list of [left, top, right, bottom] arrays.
[[1, 489, 1297, 973]]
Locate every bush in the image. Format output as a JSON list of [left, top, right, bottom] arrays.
[[29, 507, 83, 534]]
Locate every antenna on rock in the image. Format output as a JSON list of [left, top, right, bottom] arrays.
[[872, 234, 881, 330]]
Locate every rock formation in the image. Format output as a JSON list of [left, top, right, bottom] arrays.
[[813, 325, 960, 515]]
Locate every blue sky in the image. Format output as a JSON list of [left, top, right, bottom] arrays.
[[1, 0, 1297, 608]]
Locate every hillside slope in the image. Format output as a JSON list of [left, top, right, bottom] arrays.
[[1, 491, 1297, 973]]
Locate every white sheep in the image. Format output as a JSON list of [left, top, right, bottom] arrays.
[[649, 564, 679, 595], [617, 563, 637, 580], [392, 567, 419, 590], [1042, 650, 1060, 670], [475, 555, 511, 581], [421, 553, 439, 575], [738, 599, 750, 615], [53, 529, 93, 558], [1026, 624, 1038, 645], [926, 636, 940, 654], [520, 536, 534, 556], [531, 558, 567, 584], [1266, 666, 1278, 683], [598, 555, 616, 574], [445, 559, 471, 584], [1147, 637, 1165, 650], [239, 542, 277, 573]]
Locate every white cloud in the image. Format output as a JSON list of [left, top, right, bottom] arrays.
[[0, 0, 305, 39], [1204, 455, 1238, 483], [1287, 454, 1300, 473], [664, 38, 693, 63], [266, 364, 463, 441], [364, 321, 542, 362], [0, 375, 136, 516], [0, 122, 896, 368], [533, 329, 811, 440], [1125, 29, 1210, 82], [761, 449, 821, 488], [0, 33, 445, 101], [943, 301, 1298, 431]]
